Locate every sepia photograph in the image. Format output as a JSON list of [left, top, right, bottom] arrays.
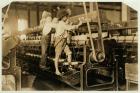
[[1, 1, 138, 91]]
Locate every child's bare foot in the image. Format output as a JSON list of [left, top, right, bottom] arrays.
[[55, 71, 61, 76], [40, 65, 46, 69]]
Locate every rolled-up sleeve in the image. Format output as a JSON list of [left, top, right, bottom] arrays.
[[64, 24, 78, 31]]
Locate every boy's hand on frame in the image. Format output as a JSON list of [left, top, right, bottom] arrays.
[[78, 18, 83, 27]]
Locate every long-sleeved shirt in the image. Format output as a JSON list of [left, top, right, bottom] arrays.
[[42, 22, 57, 36]]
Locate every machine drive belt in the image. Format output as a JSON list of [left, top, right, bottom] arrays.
[[95, 2, 105, 56], [83, 2, 105, 62]]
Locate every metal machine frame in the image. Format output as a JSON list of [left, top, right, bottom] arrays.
[[2, 49, 21, 91]]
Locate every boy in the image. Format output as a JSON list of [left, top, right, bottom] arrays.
[[54, 10, 82, 75], [40, 16, 53, 69], [22, 11, 52, 69]]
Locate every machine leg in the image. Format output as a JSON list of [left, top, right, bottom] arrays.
[[116, 61, 119, 90], [126, 80, 129, 91], [2, 49, 21, 91], [80, 45, 87, 91], [15, 67, 21, 90], [80, 66, 84, 91]]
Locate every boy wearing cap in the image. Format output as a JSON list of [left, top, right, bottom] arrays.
[[54, 10, 82, 75]]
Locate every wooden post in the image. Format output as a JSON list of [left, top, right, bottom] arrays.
[[121, 3, 130, 22], [89, 2, 94, 12], [28, 8, 30, 27], [36, 6, 40, 25]]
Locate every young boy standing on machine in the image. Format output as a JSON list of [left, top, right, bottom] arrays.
[[54, 10, 82, 75]]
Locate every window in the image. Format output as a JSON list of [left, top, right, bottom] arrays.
[[18, 19, 28, 31], [18, 19, 28, 40]]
